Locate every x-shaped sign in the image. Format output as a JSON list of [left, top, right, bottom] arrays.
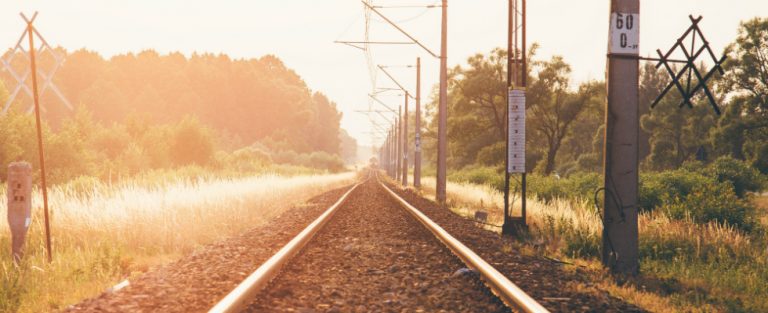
[[649, 15, 726, 115], [1, 12, 72, 114]]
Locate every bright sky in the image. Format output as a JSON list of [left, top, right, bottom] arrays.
[[0, 1, 765, 147]]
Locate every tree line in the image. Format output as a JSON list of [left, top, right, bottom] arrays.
[[0, 49, 357, 183], [417, 17, 767, 176], [0, 49, 350, 156]]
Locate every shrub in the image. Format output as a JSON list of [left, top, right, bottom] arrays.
[[306, 152, 345, 172], [448, 166, 505, 191], [528, 172, 600, 203], [169, 117, 215, 166], [475, 142, 505, 166], [272, 150, 298, 164], [639, 169, 711, 212], [663, 182, 757, 232], [227, 147, 272, 172], [703, 156, 765, 198]]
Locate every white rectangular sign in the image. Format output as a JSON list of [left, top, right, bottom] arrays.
[[609, 12, 639, 55], [508, 89, 525, 173]]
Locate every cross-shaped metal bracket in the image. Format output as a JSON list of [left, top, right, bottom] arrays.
[[639, 15, 726, 115], [1, 12, 72, 114]]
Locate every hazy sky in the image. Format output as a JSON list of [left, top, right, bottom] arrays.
[[0, 1, 764, 147]]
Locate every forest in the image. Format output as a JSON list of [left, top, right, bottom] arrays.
[[0, 49, 356, 183]]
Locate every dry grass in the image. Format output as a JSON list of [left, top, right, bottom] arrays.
[[419, 177, 601, 240], [756, 195, 768, 226], [0, 172, 356, 312], [418, 176, 767, 312]]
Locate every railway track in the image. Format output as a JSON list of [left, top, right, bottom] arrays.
[[66, 170, 643, 313], [210, 171, 549, 313]]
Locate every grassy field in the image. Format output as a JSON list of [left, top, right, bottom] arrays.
[[0, 171, 356, 312], [418, 177, 768, 313]]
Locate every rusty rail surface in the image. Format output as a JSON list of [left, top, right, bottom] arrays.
[[379, 180, 550, 313], [208, 180, 363, 313]]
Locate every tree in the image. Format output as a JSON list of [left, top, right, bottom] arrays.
[[558, 81, 605, 175], [339, 129, 357, 164], [713, 17, 768, 173], [527, 56, 600, 175], [1, 48, 347, 156], [640, 63, 718, 170]]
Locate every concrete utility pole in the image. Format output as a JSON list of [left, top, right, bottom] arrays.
[[603, 0, 640, 274], [402, 93, 409, 186], [381, 131, 389, 173], [391, 130, 395, 177], [436, 0, 448, 204], [414, 57, 422, 188], [387, 131, 393, 176], [395, 115, 401, 181]]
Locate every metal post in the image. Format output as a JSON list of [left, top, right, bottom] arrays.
[[436, 0, 448, 204], [390, 129, 395, 177], [402, 93, 409, 186], [390, 130, 395, 177], [603, 0, 640, 275], [27, 20, 53, 262], [414, 57, 422, 188], [503, 0, 528, 235], [389, 132, 394, 177], [503, 0, 514, 234], [387, 131, 392, 177], [521, 0, 528, 227], [395, 114, 401, 181]]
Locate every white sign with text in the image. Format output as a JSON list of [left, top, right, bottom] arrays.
[[507, 89, 526, 173], [609, 12, 640, 55]]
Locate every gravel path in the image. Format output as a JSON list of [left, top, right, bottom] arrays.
[[247, 177, 509, 313], [64, 186, 353, 313]]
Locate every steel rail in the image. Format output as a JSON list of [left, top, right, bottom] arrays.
[[379, 180, 550, 313], [208, 180, 364, 313]]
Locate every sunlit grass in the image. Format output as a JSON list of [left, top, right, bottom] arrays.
[[0, 171, 356, 312], [418, 176, 768, 312]]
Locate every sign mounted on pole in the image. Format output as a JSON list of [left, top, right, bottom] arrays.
[[507, 89, 525, 173], [1, 12, 72, 115], [609, 12, 639, 55]]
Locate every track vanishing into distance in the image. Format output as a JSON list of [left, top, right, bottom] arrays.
[[66, 170, 644, 313]]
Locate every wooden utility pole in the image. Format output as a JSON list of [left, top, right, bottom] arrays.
[[603, 0, 640, 274], [27, 16, 53, 262], [414, 57, 422, 188], [402, 93, 409, 186], [436, 0, 448, 204]]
